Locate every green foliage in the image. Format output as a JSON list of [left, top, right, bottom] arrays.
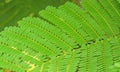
[[0, 0, 120, 72], [0, 0, 66, 32]]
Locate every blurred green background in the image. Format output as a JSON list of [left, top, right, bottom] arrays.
[[0, 0, 79, 32]]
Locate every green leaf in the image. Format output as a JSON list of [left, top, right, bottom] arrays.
[[0, 0, 66, 32], [0, 0, 120, 72]]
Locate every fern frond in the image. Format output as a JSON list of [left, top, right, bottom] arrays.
[[0, 0, 120, 72], [0, 0, 66, 31]]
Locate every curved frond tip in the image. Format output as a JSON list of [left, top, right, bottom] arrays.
[[0, 0, 120, 72]]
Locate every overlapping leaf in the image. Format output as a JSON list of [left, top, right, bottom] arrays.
[[0, 0, 66, 32], [0, 0, 120, 72]]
